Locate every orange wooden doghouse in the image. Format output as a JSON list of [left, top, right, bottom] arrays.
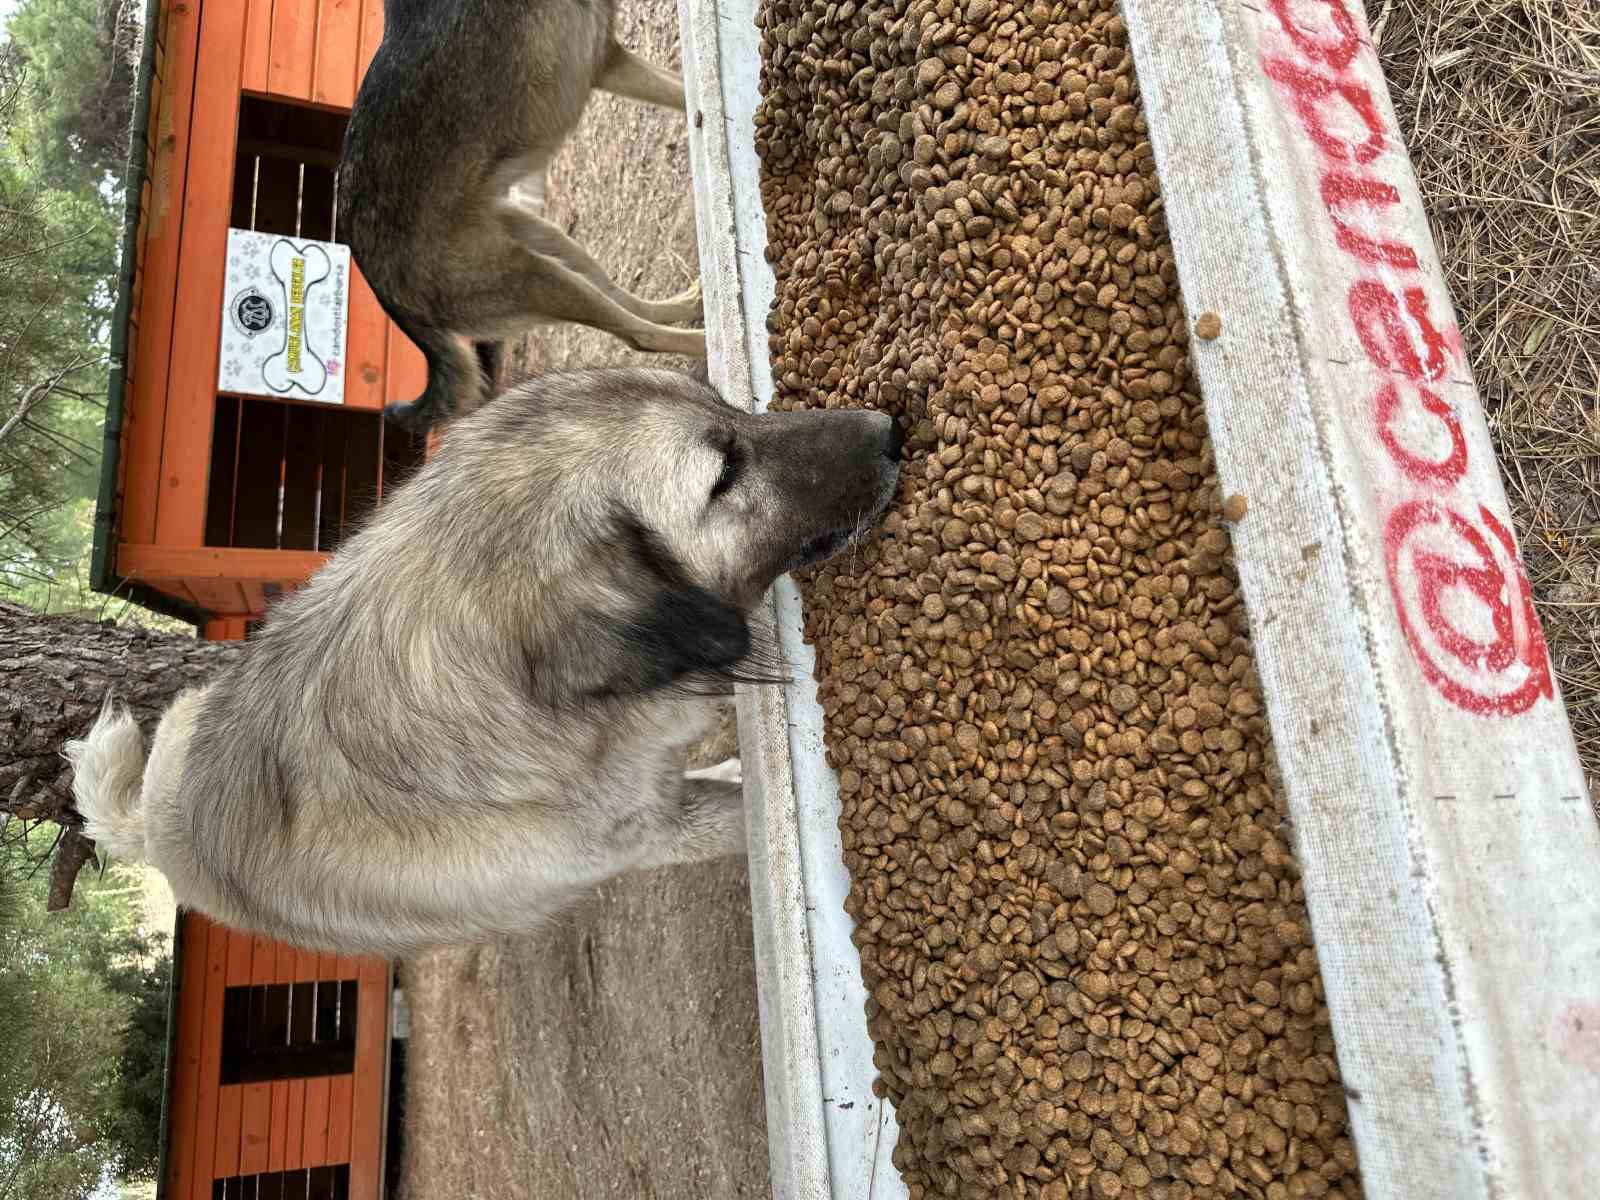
[[161, 915, 395, 1200], [92, 5, 421, 1197], [92, 0, 430, 636]]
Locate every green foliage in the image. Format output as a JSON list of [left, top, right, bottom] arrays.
[[0, 0, 137, 607], [6, 0, 142, 193], [0, 828, 172, 1198]]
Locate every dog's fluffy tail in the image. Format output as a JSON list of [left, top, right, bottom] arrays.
[[382, 321, 482, 435], [64, 699, 150, 864]]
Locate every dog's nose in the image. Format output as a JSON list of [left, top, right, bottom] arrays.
[[883, 415, 903, 461]]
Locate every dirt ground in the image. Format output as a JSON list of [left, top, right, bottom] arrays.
[[395, 4, 770, 1197]]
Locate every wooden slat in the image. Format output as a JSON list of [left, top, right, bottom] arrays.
[[326, 1072, 354, 1173], [268, 0, 317, 102], [238, 934, 278, 1176], [213, 929, 256, 1185], [242, 582, 270, 616], [153, 1, 252, 548], [344, 265, 389, 411], [187, 579, 250, 617], [314, 0, 362, 108], [384, 323, 429, 414], [357, 0, 385, 77], [118, 543, 329, 582], [268, 939, 299, 1174], [287, 945, 320, 1169], [164, 915, 211, 1200], [347, 959, 390, 1199], [188, 919, 233, 1199], [267, 1081, 291, 1176], [120, 0, 204, 545], [243, 0, 272, 92], [202, 616, 249, 642], [300, 952, 341, 1169]]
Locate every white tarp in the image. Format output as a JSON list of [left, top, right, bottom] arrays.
[[1120, 1, 1600, 1196]]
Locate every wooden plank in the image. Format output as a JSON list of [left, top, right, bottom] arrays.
[[268, 0, 318, 102], [268, 939, 299, 1174], [267, 1081, 291, 1176], [201, 616, 249, 642], [347, 960, 391, 1199], [213, 928, 256, 1185], [120, 0, 204, 546], [314, 0, 362, 109], [153, 0, 251, 549], [357, 0, 385, 77], [242, 582, 270, 616], [300, 952, 342, 1169], [117, 543, 329, 581], [164, 914, 210, 1200], [384, 323, 429, 417], [188, 918, 232, 1199], [326, 1071, 354, 1174], [187, 580, 250, 618], [238, 934, 278, 1177], [344, 265, 389, 411], [243, 0, 272, 93]]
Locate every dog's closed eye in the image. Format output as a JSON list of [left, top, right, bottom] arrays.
[[709, 433, 744, 502]]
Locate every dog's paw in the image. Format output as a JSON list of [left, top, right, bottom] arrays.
[[686, 757, 741, 786], [658, 279, 704, 325]]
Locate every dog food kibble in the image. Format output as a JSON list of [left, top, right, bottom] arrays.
[[1222, 494, 1249, 523], [1194, 312, 1223, 341], [755, 1, 1361, 1197]]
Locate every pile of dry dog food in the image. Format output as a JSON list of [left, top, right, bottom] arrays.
[[754, 0, 1361, 1196]]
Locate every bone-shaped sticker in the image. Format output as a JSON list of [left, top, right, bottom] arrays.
[[261, 239, 332, 396]]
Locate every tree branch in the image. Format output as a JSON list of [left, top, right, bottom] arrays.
[[46, 829, 98, 913]]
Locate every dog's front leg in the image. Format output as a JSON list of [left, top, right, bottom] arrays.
[[631, 760, 746, 869]]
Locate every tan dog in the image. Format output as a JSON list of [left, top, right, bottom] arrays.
[[66, 369, 902, 957], [337, 0, 706, 435]]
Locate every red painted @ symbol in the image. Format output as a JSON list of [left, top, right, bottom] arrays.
[[1259, 0, 1555, 717]]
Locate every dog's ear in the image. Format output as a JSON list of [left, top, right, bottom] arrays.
[[599, 580, 751, 696], [548, 510, 755, 701]]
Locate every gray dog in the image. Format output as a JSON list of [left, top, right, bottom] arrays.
[[67, 368, 900, 957], [337, 0, 706, 435]]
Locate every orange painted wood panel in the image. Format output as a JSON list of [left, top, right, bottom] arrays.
[[241, 581, 270, 616], [300, 957, 343, 1170], [164, 914, 211, 1200], [343, 264, 389, 411], [186, 579, 250, 616], [201, 616, 249, 642], [268, 0, 318, 102], [384, 324, 429, 413], [153, 0, 251, 549], [315, 0, 362, 108], [348, 959, 391, 1199], [267, 1081, 291, 1175], [120, 0, 204, 546], [188, 918, 232, 1200], [118, 543, 329, 581], [238, 934, 278, 1176], [357, 0, 385, 76], [243, 0, 272, 92], [326, 1069, 354, 1172], [266, 939, 299, 1174]]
